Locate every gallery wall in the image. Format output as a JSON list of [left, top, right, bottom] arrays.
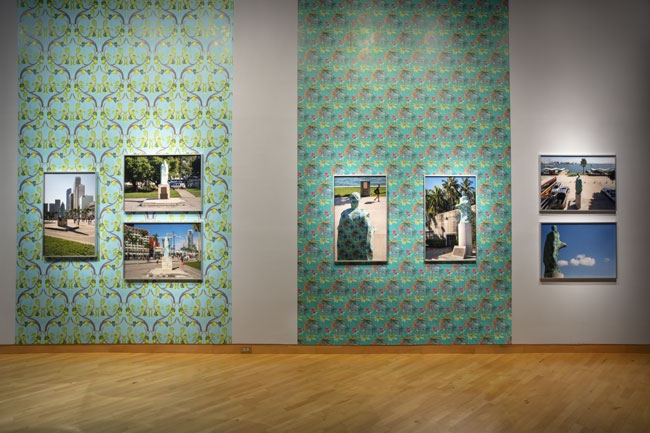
[[14, 1, 233, 344], [510, 0, 650, 343], [231, 0, 298, 344], [1, 0, 649, 345], [296, 0, 512, 344], [0, 3, 18, 345]]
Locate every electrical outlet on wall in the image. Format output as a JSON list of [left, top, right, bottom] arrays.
[[240, 346, 252, 354]]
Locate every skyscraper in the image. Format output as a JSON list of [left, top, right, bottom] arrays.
[[186, 229, 194, 250], [66, 188, 72, 211], [73, 176, 85, 209]]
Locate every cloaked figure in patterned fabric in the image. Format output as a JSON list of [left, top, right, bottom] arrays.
[[337, 192, 375, 261]]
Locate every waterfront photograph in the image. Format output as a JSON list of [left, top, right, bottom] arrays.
[[123, 223, 202, 281], [333, 175, 387, 263], [424, 175, 476, 262], [124, 155, 202, 213], [43, 172, 96, 259], [540, 155, 616, 212]]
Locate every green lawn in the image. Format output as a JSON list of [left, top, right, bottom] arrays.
[[43, 236, 95, 258], [334, 186, 386, 198], [185, 188, 201, 197], [124, 189, 180, 199], [184, 261, 201, 270]]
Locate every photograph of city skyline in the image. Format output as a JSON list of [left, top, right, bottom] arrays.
[[123, 223, 202, 281], [43, 172, 97, 259]]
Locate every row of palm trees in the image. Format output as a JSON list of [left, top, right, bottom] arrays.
[[46, 206, 94, 222], [426, 177, 475, 217]]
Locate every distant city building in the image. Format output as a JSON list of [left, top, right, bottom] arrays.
[[186, 229, 194, 250], [46, 178, 93, 218], [72, 176, 86, 209], [124, 225, 150, 260], [81, 195, 94, 209], [66, 188, 72, 211]]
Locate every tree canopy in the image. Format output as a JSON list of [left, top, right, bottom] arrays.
[[125, 155, 201, 190]]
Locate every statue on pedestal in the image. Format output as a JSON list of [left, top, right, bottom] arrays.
[[57, 203, 67, 227], [158, 160, 170, 200], [455, 195, 473, 257], [575, 174, 583, 209], [161, 160, 169, 186], [336, 192, 375, 261], [543, 225, 567, 277], [163, 236, 170, 258]]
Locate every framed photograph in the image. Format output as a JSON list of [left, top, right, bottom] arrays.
[[539, 155, 616, 213], [333, 175, 387, 264], [424, 175, 477, 263], [123, 222, 202, 281], [43, 172, 97, 260], [540, 223, 616, 282], [124, 154, 202, 213]]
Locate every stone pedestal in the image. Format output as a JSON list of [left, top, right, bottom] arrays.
[[457, 222, 472, 258], [544, 271, 564, 278], [575, 193, 581, 209], [161, 257, 173, 271], [451, 246, 466, 259], [158, 184, 170, 200]]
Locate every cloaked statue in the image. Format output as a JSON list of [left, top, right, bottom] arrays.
[[160, 160, 169, 185], [336, 192, 375, 261], [163, 236, 170, 258], [543, 225, 567, 278]]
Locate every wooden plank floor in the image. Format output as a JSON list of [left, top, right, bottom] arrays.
[[0, 353, 649, 433]]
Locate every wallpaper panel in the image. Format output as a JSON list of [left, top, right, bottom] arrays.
[[298, 0, 511, 344], [16, 0, 232, 344]]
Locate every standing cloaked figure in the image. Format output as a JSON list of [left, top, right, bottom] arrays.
[[543, 225, 567, 278], [336, 192, 375, 260]]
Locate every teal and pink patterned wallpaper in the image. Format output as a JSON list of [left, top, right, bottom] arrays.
[[16, 0, 232, 344], [298, 0, 511, 344]]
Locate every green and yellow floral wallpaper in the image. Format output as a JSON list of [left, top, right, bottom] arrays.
[[298, 0, 511, 344], [16, 0, 232, 344]]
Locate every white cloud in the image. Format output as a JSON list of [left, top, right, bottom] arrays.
[[558, 260, 569, 267], [569, 254, 596, 266]]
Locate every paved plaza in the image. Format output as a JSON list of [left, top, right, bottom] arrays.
[[541, 174, 615, 211], [44, 220, 96, 245], [124, 259, 202, 281], [124, 189, 201, 213]]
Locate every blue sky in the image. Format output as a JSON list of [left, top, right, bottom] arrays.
[[129, 223, 200, 250], [541, 223, 616, 278], [540, 156, 615, 165], [44, 173, 95, 204], [425, 175, 475, 191]]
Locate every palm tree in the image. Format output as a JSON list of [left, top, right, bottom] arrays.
[[460, 178, 475, 204], [426, 186, 445, 218], [580, 158, 588, 174], [442, 177, 460, 211]]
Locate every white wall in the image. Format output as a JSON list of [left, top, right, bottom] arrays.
[[232, 0, 297, 343], [0, 1, 17, 344], [1, 0, 648, 345], [510, 0, 650, 343]]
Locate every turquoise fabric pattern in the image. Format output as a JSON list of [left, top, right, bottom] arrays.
[[336, 192, 375, 261], [298, 0, 512, 344], [16, 0, 233, 344]]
